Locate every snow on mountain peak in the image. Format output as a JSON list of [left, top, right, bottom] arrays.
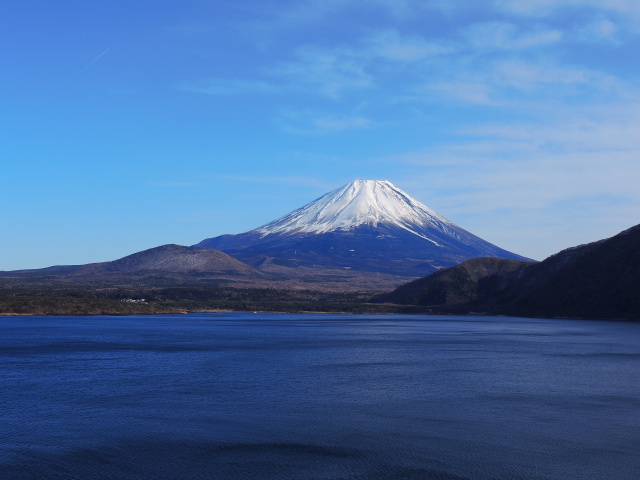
[[255, 179, 455, 239]]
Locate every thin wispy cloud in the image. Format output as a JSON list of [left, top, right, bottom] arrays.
[[147, 181, 200, 187], [82, 47, 111, 70], [276, 110, 374, 135], [211, 174, 333, 189], [494, 0, 640, 20], [178, 79, 278, 96], [394, 109, 640, 220], [462, 22, 563, 50], [575, 18, 621, 43], [269, 46, 373, 99], [363, 30, 453, 61]]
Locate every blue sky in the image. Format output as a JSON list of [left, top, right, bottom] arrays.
[[2, 0, 640, 270]]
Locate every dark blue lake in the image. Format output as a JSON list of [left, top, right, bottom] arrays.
[[1, 313, 639, 479]]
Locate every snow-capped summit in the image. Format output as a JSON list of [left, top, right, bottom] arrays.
[[195, 179, 529, 278], [256, 180, 454, 241]]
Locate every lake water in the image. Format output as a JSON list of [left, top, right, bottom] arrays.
[[1, 313, 639, 480]]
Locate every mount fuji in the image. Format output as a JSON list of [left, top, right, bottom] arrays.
[[195, 180, 529, 279]]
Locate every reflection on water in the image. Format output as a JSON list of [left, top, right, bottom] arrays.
[[1, 313, 639, 479]]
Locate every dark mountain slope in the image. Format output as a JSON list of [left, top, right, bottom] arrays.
[[505, 224, 640, 319], [380, 223, 640, 320], [376, 257, 534, 306]]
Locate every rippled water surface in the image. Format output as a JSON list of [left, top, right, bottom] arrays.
[[1, 313, 639, 479]]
